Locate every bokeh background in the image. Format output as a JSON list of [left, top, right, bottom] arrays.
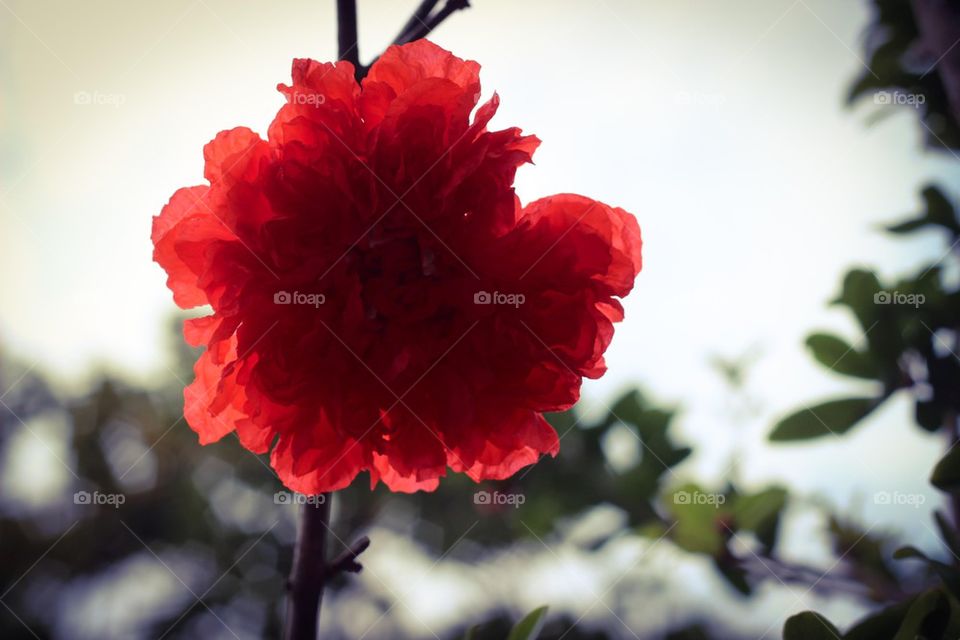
[[2, 0, 959, 638]]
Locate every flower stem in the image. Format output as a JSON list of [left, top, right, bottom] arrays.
[[336, 0, 361, 71], [284, 497, 331, 640]]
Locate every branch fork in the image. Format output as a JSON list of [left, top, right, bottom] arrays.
[[337, 0, 472, 80], [283, 499, 371, 640]]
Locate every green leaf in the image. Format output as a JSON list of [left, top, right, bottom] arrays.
[[917, 400, 947, 432], [806, 333, 882, 379], [830, 270, 906, 366], [894, 545, 960, 596], [732, 487, 788, 551], [893, 545, 928, 561], [845, 597, 913, 640], [782, 611, 841, 640], [713, 557, 751, 596], [733, 487, 787, 531], [935, 511, 960, 559], [885, 185, 957, 235], [893, 589, 949, 640], [507, 606, 548, 640], [604, 389, 691, 509], [827, 517, 899, 587], [887, 218, 931, 234], [665, 483, 728, 555], [932, 447, 960, 492], [636, 522, 669, 539], [770, 397, 878, 442], [921, 185, 959, 231], [832, 269, 883, 329]]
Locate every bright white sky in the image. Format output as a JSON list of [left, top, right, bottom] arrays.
[[1, 0, 957, 556]]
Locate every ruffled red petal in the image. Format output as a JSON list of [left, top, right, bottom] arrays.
[[360, 39, 480, 129], [183, 336, 244, 445], [152, 186, 222, 308]]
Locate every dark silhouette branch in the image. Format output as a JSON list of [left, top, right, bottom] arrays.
[[353, 0, 471, 79], [736, 550, 912, 603], [394, 0, 471, 46], [719, 521, 908, 603], [327, 535, 371, 576], [393, 0, 442, 45], [336, 0, 361, 71], [282, 497, 370, 640], [283, 498, 331, 640]]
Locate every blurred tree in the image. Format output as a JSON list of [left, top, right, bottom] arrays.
[[767, 2, 960, 636]]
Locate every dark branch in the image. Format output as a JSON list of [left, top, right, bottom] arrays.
[[326, 535, 371, 576], [283, 499, 331, 640], [394, 0, 471, 46], [393, 0, 442, 46], [336, 0, 361, 72], [351, 0, 473, 81]]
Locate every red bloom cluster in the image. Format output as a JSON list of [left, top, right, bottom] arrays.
[[153, 40, 641, 494]]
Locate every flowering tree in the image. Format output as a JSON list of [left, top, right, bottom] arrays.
[[4, 3, 960, 639]]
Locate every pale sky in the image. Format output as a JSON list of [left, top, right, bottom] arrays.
[[1, 0, 956, 555]]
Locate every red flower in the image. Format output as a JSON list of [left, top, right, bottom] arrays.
[[152, 40, 641, 494]]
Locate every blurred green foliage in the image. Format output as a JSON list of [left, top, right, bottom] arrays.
[[850, 0, 960, 150], [770, 184, 960, 444], [0, 334, 754, 639], [769, 3, 960, 633]]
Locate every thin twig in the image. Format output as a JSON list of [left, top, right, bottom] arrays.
[[739, 552, 910, 603], [326, 535, 371, 576], [353, 0, 473, 81], [394, 0, 471, 45], [392, 0, 442, 45]]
